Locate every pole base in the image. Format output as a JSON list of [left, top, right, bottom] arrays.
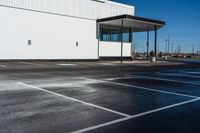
[[151, 57, 156, 63]]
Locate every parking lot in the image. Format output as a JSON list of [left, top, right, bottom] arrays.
[[0, 61, 200, 133]]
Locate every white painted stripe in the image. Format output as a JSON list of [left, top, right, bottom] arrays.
[[71, 98, 200, 133], [86, 74, 122, 79], [129, 75, 200, 86], [158, 73, 200, 79], [105, 77, 131, 81], [19, 62, 46, 67], [83, 78, 199, 99], [98, 63, 115, 66], [0, 65, 7, 68], [184, 71, 200, 74], [17, 82, 131, 117], [57, 64, 77, 66]]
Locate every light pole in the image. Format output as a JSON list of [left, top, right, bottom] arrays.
[[168, 33, 170, 54], [197, 44, 200, 55], [192, 43, 195, 55], [165, 39, 168, 54]]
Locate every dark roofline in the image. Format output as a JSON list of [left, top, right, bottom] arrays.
[[97, 14, 166, 25]]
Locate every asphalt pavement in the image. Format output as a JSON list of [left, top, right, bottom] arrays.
[[0, 61, 200, 133]]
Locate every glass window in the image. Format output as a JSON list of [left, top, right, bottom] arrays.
[[100, 26, 131, 43]]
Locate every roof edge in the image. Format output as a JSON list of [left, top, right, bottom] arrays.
[[97, 14, 166, 26]]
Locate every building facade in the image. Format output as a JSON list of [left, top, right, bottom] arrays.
[[0, 0, 164, 60]]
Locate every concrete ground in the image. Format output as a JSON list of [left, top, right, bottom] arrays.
[[0, 61, 200, 133]]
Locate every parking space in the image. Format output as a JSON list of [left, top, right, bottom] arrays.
[[0, 61, 200, 133], [86, 100, 200, 133], [18, 77, 192, 116], [0, 82, 123, 133]]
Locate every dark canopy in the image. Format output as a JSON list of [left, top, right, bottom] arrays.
[[97, 14, 165, 32]]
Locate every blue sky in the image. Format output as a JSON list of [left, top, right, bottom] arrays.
[[113, 0, 200, 53]]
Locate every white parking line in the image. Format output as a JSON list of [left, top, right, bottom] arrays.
[[129, 75, 200, 86], [184, 71, 200, 74], [19, 62, 46, 67], [83, 77, 199, 99], [157, 73, 200, 79], [17, 82, 131, 117], [0, 65, 7, 68], [71, 98, 200, 133], [105, 77, 131, 81], [56, 64, 77, 66], [97, 63, 116, 66]]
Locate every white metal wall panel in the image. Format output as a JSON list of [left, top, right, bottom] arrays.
[[0, 0, 135, 19], [0, 0, 134, 59], [99, 42, 131, 57], [0, 6, 98, 59]]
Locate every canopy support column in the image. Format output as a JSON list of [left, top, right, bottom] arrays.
[[121, 20, 124, 64], [97, 23, 100, 61], [154, 25, 157, 60], [147, 30, 150, 60], [129, 28, 133, 60]]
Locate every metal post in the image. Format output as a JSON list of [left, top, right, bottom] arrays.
[[130, 28, 133, 60], [97, 23, 100, 61], [154, 25, 157, 59], [121, 20, 124, 64], [147, 30, 150, 60]]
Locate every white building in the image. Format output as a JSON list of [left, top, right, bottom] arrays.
[[0, 0, 165, 60]]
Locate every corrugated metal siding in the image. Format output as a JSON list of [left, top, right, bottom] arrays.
[[0, 0, 134, 19]]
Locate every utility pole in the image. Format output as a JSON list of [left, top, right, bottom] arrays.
[[168, 33, 170, 54], [171, 42, 174, 54], [197, 44, 200, 55], [165, 39, 168, 54], [192, 43, 195, 55]]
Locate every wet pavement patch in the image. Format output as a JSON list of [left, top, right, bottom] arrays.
[[36, 81, 192, 116], [0, 83, 122, 133]]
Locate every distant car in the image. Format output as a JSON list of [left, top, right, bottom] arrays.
[[173, 55, 192, 58], [173, 55, 184, 58], [173, 55, 181, 58], [173, 55, 179, 58], [185, 55, 192, 58]]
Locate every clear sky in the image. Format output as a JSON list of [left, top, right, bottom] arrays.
[[113, 0, 200, 53]]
